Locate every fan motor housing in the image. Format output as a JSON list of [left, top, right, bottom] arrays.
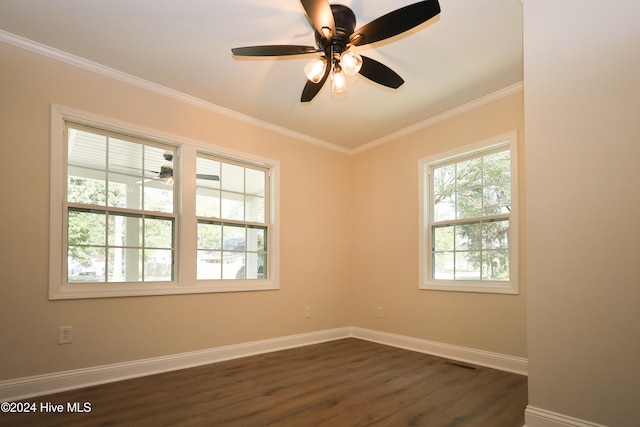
[[315, 4, 356, 56]]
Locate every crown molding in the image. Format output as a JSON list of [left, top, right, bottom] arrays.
[[351, 81, 524, 154], [0, 30, 351, 155], [1, 29, 521, 157]]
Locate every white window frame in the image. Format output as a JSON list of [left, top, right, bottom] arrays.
[[194, 152, 271, 284], [418, 131, 519, 294], [49, 104, 280, 299]]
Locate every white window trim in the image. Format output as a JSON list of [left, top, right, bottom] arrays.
[[49, 104, 280, 299], [418, 131, 519, 294]]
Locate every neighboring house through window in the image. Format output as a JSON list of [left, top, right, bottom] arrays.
[[49, 105, 279, 299], [195, 154, 269, 281]]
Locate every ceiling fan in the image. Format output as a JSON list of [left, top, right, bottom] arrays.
[[130, 152, 219, 184], [231, 0, 441, 102]]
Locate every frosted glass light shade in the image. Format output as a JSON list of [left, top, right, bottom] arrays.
[[340, 50, 362, 76], [304, 57, 327, 83], [331, 66, 347, 92]]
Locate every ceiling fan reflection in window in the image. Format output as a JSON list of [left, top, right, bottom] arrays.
[[123, 152, 220, 185], [231, 0, 440, 102]]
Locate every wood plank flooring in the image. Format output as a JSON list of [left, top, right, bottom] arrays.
[[0, 338, 527, 427]]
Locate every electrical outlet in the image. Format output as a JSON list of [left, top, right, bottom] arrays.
[[304, 306, 311, 318], [58, 326, 73, 344], [376, 307, 383, 318]]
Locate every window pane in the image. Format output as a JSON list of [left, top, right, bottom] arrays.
[[483, 150, 510, 185], [108, 137, 143, 176], [221, 191, 244, 220], [145, 217, 173, 248], [197, 250, 221, 280], [221, 163, 244, 193], [108, 138, 143, 209], [433, 252, 454, 280], [483, 220, 509, 249], [246, 252, 265, 279], [455, 223, 482, 250], [234, 260, 246, 279], [246, 169, 265, 196], [433, 225, 454, 252], [145, 249, 173, 281], [143, 145, 174, 213], [67, 129, 107, 206], [247, 227, 266, 252], [196, 187, 220, 217], [483, 150, 511, 215], [107, 179, 138, 209], [67, 176, 107, 206], [483, 249, 510, 281], [258, 253, 267, 278], [457, 187, 482, 219], [223, 252, 245, 279], [456, 157, 482, 188], [144, 181, 173, 213], [108, 214, 142, 247], [196, 157, 221, 188], [455, 251, 481, 280], [145, 145, 172, 180], [108, 248, 141, 282], [68, 210, 106, 245], [483, 183, 511, 215], [455, 157, 482, 220], [68, 128, 106, 166], [198, 222, 222, 250], [432, 164, 455, 222], [68, 247, 106, 283], [246, 195, 265, 223], [223, 225, 246, 250]]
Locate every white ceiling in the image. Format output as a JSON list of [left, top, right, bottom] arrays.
[[0, 0, 522, 151]]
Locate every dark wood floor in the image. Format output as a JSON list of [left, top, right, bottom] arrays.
[[0, 338, 527, 427]]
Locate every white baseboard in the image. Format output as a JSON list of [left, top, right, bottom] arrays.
[[350, 327, 528, 375], [0, 327, 350, 401], [1, 327, 528, 401], [524, 406, 608, 427]]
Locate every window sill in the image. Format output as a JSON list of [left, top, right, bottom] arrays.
[[420, 280, 518, 295], [49, 280, 280, 300]]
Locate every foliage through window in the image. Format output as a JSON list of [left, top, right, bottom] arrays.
[[49, 105, 278, 299], [419, 133, 518, 294], [195, 155, 268, 281], [66, 124, 177, 284]]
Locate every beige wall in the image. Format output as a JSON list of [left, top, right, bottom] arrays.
[[0, 42, 352, 379], [524, 1, 640, 426], [350, 92, 526, 357], [0, 39, 526, 383]]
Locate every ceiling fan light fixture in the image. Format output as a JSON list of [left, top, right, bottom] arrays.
[[340, 50, 362, 76], [331, 63, 347, 93], [231, 0, 441, 102], [304, 56, 328, 83]]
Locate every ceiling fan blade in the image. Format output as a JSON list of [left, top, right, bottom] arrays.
[[301, 63, 330, 102], [196, 174, 220, 181], [300, 0, 335, 39], [232, 45, 318, 57], [350, 0, 441, 47], [358, 56, 405, 89]]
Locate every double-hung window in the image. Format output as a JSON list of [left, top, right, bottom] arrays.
[[49, 105, 279, 299], [419, 132, 519, 294], [66, 124, 177, 285], [195, 155, 269, 281]]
